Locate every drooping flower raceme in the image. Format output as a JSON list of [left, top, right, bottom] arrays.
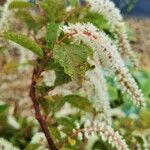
[[86, 0, 137, 65], [83, 53, 112, 124], [62, 23, 145, 107], [86, 0, 122, 25], [73, 121, 129, 150]]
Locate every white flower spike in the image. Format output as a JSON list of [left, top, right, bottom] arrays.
[[83, 53, 112, 124], [62, 23, 145, 107], [86, 0, 137, 66], [75, 121, 129, 150]]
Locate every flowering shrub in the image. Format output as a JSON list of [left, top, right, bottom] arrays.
[[0, 0, 149, 150]]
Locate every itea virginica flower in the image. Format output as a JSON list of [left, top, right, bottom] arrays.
[[83, 53, 112, 124], [86, 0, 137, 66], [61, 23, 146, 107], [73, 121, 129, 150]]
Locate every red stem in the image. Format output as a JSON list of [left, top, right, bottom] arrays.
[[29, 55, 58, 150]]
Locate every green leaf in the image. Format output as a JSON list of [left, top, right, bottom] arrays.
[[54, 44, 92, 84], [45, 22, 59, 49], [82, 12, 110, 31], [57, 117, 75, 128], [0, 104, 9, 114], [9, 1, 34, 9], [16, 10, 39, 31], [108, 85, 118, 101], [4, 32, 44, 58], [70, 0, 79, 7], [40, 96, 66, 114], [54, 69, 71, 86], [41, 94, 92, 113], [46, 59, 71, 86], [25, 144, 41, 150], [39, 0, 65, 22], [39, 1, 53, 20], [63, 95, 93, 112], [50, 127, 61, 140]]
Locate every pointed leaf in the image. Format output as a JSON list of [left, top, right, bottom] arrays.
[[16, 10, 39, 31], [0, 104, 9, 114], [45, 22, 59, 49], [46, 59, 71, 86], [39, 0, 65, 22], [9, 1, 34, 9], [50, 127, 61, 140], [4, 32, 44, 58], [63, 95, 93, 112], [54, 44, 92, 84]]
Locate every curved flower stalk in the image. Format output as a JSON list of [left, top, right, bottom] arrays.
[[0, 138, 20, 150], [83, 53, 112, 124], [62, 23, 145, 107], [73, 121, 129, 150], [86, 0, 137, 66]]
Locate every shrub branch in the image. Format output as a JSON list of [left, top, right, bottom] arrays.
[[29, 53, 58, 150]]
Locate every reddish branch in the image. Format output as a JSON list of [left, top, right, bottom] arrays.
[[29, 53, 58, 150]]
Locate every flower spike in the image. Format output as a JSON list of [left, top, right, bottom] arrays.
[[62, 23, 146, 107]]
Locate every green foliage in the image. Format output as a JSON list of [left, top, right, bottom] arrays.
[[63, 95, 93, 112], [46, 59, 71, 86], [54, 44, 92, 84], [40, 95, 66, 114], [25, 144, 41, 150], [4, 31, 44, 58], [54, 68, 71, 86], [0, 104, 35, 149], [15, 10, 43, 32], [82, 12, 110, 31], [9, 1, 34, 9], [39, 0, 65, 22], [45, 22, 59, 49], [50, 127, 61, 140], [40, 94, 92, 114], [0, 104, 9, 114], [92, 139, 114, 150], [0, 104, 9, 126], [70, 0, 80, 7]]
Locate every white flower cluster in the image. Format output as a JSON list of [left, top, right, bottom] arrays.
[[7, 115, 20, 129], [0, 138, 20, 150], [74, 120, 129, 150], [86, 0, 122, 25], [86, 0, 136, 65], [83, 54, 112, 124], [62, 23, 145, 107], [30, 132, 49, 150]]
